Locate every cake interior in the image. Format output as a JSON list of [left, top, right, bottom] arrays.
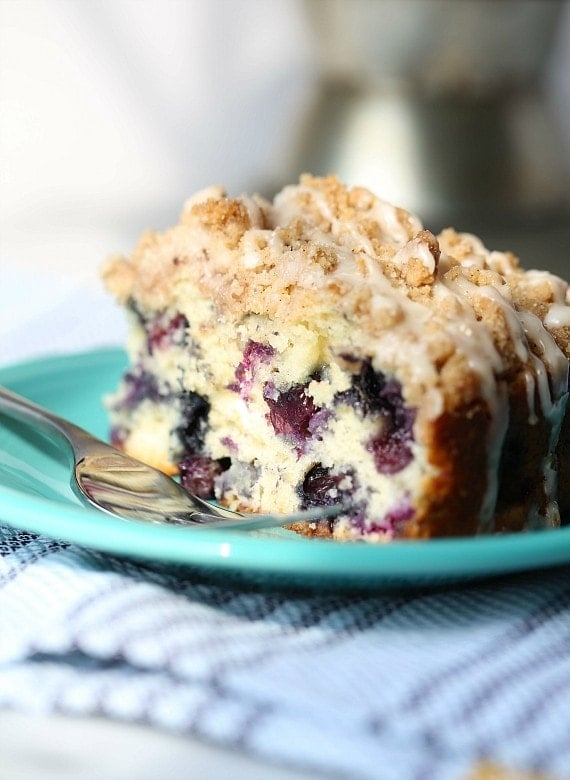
[[108, 300, 437, 541]]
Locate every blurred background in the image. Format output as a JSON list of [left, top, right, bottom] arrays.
[[1, 0, 569, 329]]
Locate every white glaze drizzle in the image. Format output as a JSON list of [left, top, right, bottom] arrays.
[[519, 311, 569, 525], [524, 371, 538, 426], [445, 272, 529, 363], [392, 235, 437, 275], [545, 303, 570, 329], [524, 269, 568, 303], [519, 311, 569, 405], [431, 274, 509, 531]]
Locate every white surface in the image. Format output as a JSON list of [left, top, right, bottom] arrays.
[[0, 711, 317, 780]]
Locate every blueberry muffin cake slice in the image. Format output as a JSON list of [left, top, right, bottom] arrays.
[[102, 175, 570, 540]]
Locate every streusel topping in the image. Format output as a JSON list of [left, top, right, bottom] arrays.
[[103, 174, 569, 421]]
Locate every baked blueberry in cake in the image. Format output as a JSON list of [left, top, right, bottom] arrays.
[[102, 175, 570, 540]]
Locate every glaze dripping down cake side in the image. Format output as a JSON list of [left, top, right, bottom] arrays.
[[101, 175, 570, 541]]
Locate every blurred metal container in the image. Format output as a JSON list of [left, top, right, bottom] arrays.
[[291, 0, 568, 228]]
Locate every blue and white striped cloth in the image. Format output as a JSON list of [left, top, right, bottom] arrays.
[[2, 525, 570, 780]]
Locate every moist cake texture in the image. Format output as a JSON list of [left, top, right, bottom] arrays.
[[102, 175, 570, 540]]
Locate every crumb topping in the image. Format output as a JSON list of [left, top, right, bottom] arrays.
[[103, 173, 570, 429]]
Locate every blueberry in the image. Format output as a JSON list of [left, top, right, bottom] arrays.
[[220, 435, 238, 453], [299, 464, 351, 508], [336, 358, 415, 474], [178, 454, 231, 498], [367, 406, 415, 474], [147, 312, 188, 353], [336, 358, 393, 415], [229, 340, 275, 396], [115, 370, 162, 410], [110, 426, 127, 448], [367, 427, 413, 474], [264, 384, 318, 442], [383, 499, 415, 532], [349, 497, 415, 536], [177, 391, 210, 452]]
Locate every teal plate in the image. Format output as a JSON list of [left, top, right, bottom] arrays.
[[1, 348, 570, 590]]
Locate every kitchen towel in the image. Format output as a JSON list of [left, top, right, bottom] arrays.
[[2, 525, 570, 780]]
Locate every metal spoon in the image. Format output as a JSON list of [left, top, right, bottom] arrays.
[[0, 385, 341, 530]]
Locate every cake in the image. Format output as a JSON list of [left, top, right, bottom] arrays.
[[101, 175, 570, 541]]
